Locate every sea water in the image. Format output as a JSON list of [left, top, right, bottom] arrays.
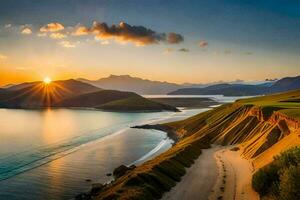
[[0, 108, 206, 199]]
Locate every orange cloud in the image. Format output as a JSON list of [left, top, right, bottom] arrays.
[[72, 26, 89, 36], [40, 22, 64, 32], [73, 21, 184, 46]]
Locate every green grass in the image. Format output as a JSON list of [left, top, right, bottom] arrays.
[[237, 89, 300, 119], [252, 147, 300, 200], [279, 108, 300, 120], [97, 96, 178, 112]]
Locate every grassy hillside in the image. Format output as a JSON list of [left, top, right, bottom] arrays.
[[89, 89, 300, 200], [237, 89, 300, 119], [58, 91, 179, 112], [97, 95, 179, 112], [252, 147, 300, 200]]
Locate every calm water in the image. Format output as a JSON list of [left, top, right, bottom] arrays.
[[143, 94, 254, 103], [0, 108, 207, 200]]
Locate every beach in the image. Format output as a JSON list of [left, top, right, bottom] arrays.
[[161, 146, 259, 200]]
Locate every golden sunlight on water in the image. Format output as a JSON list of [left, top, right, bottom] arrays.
[[41, 109, 77, 145]]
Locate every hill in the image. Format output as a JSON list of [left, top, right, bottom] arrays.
[[0, 79, 101, 108], [78, 75, 182, 95], [168, 76, 300, 96], [269, 75, 300, 93], [0, 80, 178, 112], [88, 89, 300, 199], [57, 90, 179, 112]]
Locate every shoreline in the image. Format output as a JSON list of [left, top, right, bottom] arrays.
[[132, 124, 179, 143]]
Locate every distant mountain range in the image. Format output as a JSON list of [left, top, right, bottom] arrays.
[[78, 75, 183, 95], [0, 79, 178, 112], [169, 76, 300, 96], [77, 74, 280, 95]]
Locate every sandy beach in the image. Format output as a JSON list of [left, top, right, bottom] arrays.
[[161, 146, 259, 200], [210, 147, 259, 200]]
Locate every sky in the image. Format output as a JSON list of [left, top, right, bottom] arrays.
[[0, 0, 300, 86]]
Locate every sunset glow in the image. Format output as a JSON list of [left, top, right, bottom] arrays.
[[43, 77, 52, 84], [0, 1, 299, 86]]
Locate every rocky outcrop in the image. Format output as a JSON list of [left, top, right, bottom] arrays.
[[113, 165, 136, 179]]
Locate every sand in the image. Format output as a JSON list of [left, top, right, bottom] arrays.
[[161, 146, 259, 200], [162, 146, 221, 200], [209, 147, 259, 200]]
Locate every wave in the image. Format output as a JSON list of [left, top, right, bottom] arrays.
[[130, 137, 173, 166]]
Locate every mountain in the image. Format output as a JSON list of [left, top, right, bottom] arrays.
[[78, 75, 182, 94], [0, 79, 178, 112], [269, 75, 300, 93], [169, 83, 269, 96], [0, 79, 101, 108], [89, 89, 300, 200], [168, 76, 300, 96]]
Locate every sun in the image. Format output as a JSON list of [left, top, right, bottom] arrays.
[[43, 77, 52, 84]]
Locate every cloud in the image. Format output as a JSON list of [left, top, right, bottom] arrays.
[[21, 27, 32, 34], [40, 22, 64, 32], [72, 26, 89, 36], [73, 21, 184, 46], [59, 41, 76, 48], [167, 33, 184, 44], [50, 32, 67, 39], [178, 48, 189, 52], [199, 40, 208, 48], [0, 54, 8, 60]]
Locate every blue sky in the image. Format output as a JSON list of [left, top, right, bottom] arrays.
[[0, 0, 299, 85]]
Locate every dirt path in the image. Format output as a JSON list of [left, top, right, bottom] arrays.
[[161, 146, 221, 200], [209, 148, 259, 200]]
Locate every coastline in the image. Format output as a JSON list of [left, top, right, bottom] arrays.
[[132, 124, 179, 143]]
